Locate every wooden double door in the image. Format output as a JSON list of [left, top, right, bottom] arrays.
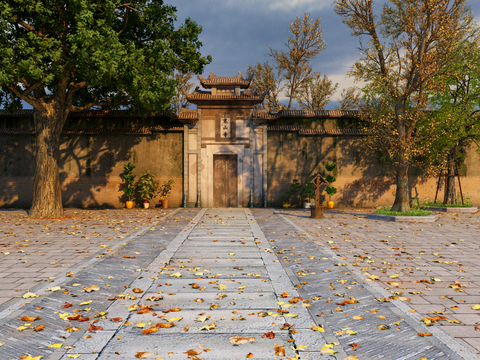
[[214, 154, 238, 207]]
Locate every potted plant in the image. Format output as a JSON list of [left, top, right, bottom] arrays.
[[122, 162, 136, 209], [136, 170, 159, 209], [280, 179, 301, 208], [324, 162, 337, 209], [301, 175, 315, 208], [159, 179, 175, 209]]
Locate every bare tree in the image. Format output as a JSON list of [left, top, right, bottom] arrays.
[[246, 62, 284, 112], [171, 71, 195, 113], [294, 72, 338, 110], [336, 86, 362, 110], [268, 14, 326, 111]]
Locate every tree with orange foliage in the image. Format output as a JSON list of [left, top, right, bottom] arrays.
[[334, 0, 475, 212]]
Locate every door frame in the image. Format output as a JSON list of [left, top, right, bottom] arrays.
[[213, 154, 238, 207], [204, 145, 245, 208]]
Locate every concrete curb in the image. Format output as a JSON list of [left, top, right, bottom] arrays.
[[422, 206, 478, 213], [367, 213, 438, 222]]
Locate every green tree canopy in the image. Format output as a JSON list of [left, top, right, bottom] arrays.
[[0, 0, 211, 218]]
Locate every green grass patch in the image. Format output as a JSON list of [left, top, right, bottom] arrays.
[[374, 208, 432, 216], [423, 202, 473, 208]]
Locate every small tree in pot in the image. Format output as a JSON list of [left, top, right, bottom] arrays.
[[280, 179, 302, 208], [159, 179, 175, 209], [136, 170, 159, 209], [301, 175, 316, 208], [324, 162, 337, 208], [122, 162, 136, 209]]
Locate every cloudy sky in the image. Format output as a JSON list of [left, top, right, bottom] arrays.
[[169, 0, 480, 109], [11, 0, 480, 111]]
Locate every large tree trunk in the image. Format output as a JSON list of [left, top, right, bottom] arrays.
[[29, 106, 67, 218], [444, 145, 458, 205], [391, 163, 411, 212], [391, 100, 410, 212]]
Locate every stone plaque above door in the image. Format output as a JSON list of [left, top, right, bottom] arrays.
[[215, 114, 236, 142]]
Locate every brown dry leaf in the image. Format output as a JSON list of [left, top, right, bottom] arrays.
[[137, 306, 152, 314], [142, 326, 159, 335], [475, 326, 480, 331], [83, 285, 99, 293], [134, 352, 151, 359], [132, 288, 143, 293], [156, 322, 174, 328], [184, 349, 202, 356], [163, 308, 181, 313], [34, 324, 45, 331], [229, 336, 249, 345], [418, 333, 432, 337], [87, 324, 103, 332], [274, 344, 285, 356], [19, 316, 40, 321], [110, 317, 123, 322], [246, 353, 254, 358], [376, 324, 390, 330], [62, 302, 73, 309], [262, 331, 275, 339]]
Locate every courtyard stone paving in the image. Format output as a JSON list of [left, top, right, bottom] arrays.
[[0, 207, 478, 359]]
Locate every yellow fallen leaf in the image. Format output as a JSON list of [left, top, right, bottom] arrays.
[[83, 286, 99, 292], [47, 286, 62, 292], [80, 300, 92, 305], [67, 355, 81, 358], [135, 352, 151, 358], [352, 316, 364, 320], [170, 272, 182, 278], [472, 304, 480, 310], [167, 317, 182, 322], [22, 292, 38, 299], [136, 321, 147, 328], [48, 342, 63, 348], [311, 326, 325, 332]]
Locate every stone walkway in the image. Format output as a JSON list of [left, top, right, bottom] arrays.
[[0, 208, 477, 359]]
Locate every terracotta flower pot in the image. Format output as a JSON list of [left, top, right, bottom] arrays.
[[126, 200, 133, 209], [161, 199, 168, 209], [327, 201, 334, 209]]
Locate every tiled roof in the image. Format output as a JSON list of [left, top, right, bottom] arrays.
[[0, 109, 173, 117], [253, 109, 359, 121], [0, 126, 183, 135], [198, 71, 252, 89], [266, 125, 366, 135]]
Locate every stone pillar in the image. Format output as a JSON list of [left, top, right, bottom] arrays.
[[263, 124, 268, 208], [196, 109, 202, 207], [183, 125, 188, 207], [249, 111, 254, 207]]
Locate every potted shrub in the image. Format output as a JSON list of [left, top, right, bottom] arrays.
[[324, 162, 337, 209], [301, 175, 315, 208], [122, 162, 136, 209], [280, 179, 301, 208], [136, 170, 159, 209], [159, 179, 175, 209]]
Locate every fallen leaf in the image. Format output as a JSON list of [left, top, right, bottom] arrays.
[[311, 326, 325, 332], [87, 324, 103, 332], [418, 332, 432, 337], [47, 286, 62, 292], [274, 344, 285, 356], [142, 326, 159, 335], [48, 342, 63, 348], [352, 316, 364, 320], [34, 324, 45, 331], [262, 331, 275, 339], [132, 288, 143, 293], [134, 352, 151, 358], [19, 316, 40, 321], [246, 353, 253, 358], [83, 285, 99, 292], [184, 349, 201, 355], [22, 292, 38, 299]]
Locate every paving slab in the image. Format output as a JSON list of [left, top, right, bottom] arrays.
[[0, 207, 478, 359]]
